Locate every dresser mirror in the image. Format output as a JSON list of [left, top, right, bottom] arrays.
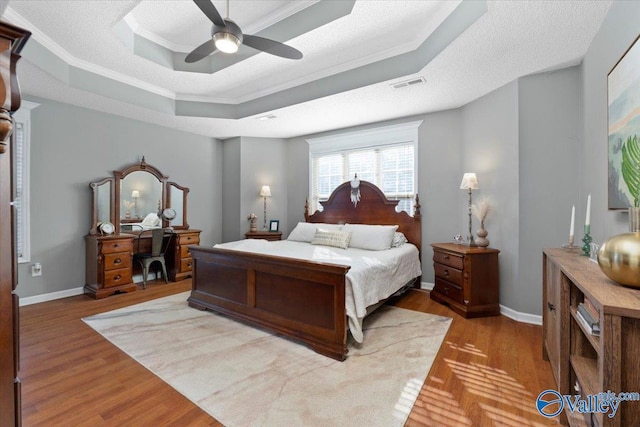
[[167, 181, 189, 229], [89, 178, 114, 235], [88, 157, 190, 234]]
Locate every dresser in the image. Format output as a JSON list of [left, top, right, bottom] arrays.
[[430, 243, 500, 318], [167, 229, 201, 281], [85, 234, 136, 299], [245, 230, 282, 241]]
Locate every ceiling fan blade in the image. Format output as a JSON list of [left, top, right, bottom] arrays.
[[193, 0, 226, 27], [185, 39, 217, 63], [243, 34, 303, 60]]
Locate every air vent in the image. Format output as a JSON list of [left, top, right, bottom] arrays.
[[391, 77, 426, 89]]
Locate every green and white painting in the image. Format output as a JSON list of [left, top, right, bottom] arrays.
[[609, 35, 640, 209]]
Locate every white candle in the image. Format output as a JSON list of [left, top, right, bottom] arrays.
[[585, 194, 591, 226], [569, 205, 575, 238]]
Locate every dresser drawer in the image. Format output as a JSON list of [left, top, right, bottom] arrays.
[[433, 250, 464, 270], [103, 252, 132, 270], [178, 233, 200, 245], [434, 262, 463, 286], [180, 244, 193, 259], [434, 278, 464, 304], [104, 268, 133, 288], [101, 239, 133, 254], [180, 257, 194, 272]]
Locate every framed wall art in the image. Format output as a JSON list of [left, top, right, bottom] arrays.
[[608, 34, 640, 210]]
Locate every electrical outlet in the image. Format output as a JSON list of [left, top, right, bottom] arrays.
[[31, 262, 42, 277]]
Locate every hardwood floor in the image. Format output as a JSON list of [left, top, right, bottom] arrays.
[[19, 280, 560, 426]]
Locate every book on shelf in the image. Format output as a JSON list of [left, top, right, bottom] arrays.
[[583, 296, 600, 322], [576, 306, 600, 335]]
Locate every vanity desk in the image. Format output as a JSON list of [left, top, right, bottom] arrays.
[[85, 158, 200, 299]]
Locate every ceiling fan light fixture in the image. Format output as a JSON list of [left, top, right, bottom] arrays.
[[214, 32, 240, 54]]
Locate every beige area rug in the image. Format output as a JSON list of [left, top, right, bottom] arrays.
[[83, 292, 451, 427]]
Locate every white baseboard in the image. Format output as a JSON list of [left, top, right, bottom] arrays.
[[499, 305, 542, 325], [19, 286, 85, 306], [420, 281, 542, 325]]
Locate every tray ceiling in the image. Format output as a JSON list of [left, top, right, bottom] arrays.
[[2, 0, 613, 139]]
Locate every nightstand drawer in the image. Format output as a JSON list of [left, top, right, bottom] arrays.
[[433, 250, 464, 270], [434, 263, 463, 286], [103, 253, 132, 270], [180, 244, 192, 258], [434, 278, 464, 304]]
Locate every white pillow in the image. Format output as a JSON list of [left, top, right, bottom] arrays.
[[310, 229, 352, 249], [141, 212, 161, 227], [287, 222, 344, 242], [391, 232, 408, 248], [341, 224, 398, 250]]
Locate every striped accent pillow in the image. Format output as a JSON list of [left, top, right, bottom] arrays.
[[311, 229, 352, 249]]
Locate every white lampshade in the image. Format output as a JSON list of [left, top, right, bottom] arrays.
[[459, 173, 479, 190], [260, 185, 271, 197], [131, 190, 140, 198]]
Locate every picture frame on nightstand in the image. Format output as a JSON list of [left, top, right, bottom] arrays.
[[269, 220, 280, 232]]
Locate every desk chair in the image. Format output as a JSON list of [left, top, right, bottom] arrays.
[[134, 228, 174, 289]]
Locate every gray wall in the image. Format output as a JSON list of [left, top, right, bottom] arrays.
[[461, 81, 521, 313], [18, 96, 222, 298], [222, 136, 288, 242], [581, 0, 640, 243], [518, 67, 581, 314]]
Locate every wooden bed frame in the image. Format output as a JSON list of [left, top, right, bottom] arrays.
[[187, 181, 421, 361]]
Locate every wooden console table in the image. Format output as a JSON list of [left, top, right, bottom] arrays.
[[543, 248, 640, 426]]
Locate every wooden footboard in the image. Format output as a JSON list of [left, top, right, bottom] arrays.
[[187, 246, 351, 361]]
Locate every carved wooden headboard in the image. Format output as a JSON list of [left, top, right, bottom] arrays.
[[304, 180, 422, 256]]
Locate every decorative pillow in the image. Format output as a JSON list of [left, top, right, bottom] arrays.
[[341, 224, 398, 250], [310, 229, 352, 249], [391, 232, 408, 248], [141, 212, 161, 227], [287, 222, 344, 242]]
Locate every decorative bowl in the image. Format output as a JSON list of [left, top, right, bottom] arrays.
[[597, 232, 640, 289]]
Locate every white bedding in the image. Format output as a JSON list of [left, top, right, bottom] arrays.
[[214, 239, 422, 342]]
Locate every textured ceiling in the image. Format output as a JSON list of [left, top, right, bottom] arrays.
[[2, 0, 613, 139]]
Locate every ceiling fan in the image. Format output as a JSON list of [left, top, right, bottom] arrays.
[[185, 0, 304, 63]]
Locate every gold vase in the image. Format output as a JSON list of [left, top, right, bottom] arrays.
[[597, 232, 640, 289]]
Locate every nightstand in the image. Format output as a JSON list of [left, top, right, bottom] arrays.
[[430, 243, 500, 318], [245, 231, 282, 241]]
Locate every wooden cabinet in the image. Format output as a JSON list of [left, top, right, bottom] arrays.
[[167, 229, 201, 281], [543, 249, 640, 426], [0, 21, 30, 427], [85, 235, 136, 299], [245, 231, 282, 241], [430, 243, 500, 318]]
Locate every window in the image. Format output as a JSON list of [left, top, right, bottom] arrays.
[[13, 101, 38, 263], [308, 121, 421, 214]]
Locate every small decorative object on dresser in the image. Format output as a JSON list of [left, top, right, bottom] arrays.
[[431, 243, 500, 318], [269, 219, 280, 232], [247, 213, 257, 232], [471, 197, 491, 247]]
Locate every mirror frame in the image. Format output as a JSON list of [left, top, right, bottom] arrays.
[[167, 181, 190, 230], [114, 158, 167, 235], [89, 158, 191, 235], [88, 177, 115, 235]]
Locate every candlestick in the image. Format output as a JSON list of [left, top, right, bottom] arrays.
[[581, 224, 592, 256], [585, 193, 591, 226]]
